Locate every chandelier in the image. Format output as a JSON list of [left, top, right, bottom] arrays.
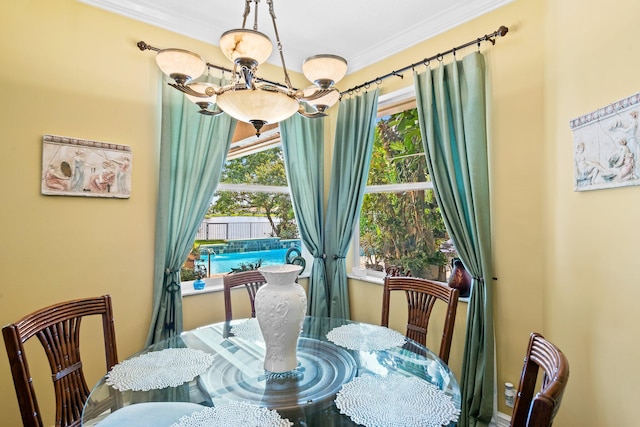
[[147, 0, 347, 136]]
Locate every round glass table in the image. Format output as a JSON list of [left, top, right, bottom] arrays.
[[82, 316, 460, 426]]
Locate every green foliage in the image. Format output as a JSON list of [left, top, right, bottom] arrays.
[[208, 147, 298, 239], [180, 267, 198, 282], [229, 260, 263, 274], [360, 108, 451, 280]]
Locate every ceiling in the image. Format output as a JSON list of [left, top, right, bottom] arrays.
[[78, 0, 512, 74]]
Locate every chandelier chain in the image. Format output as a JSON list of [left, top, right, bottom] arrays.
[[267, 0, 293, 90], [242, 0, 251, 29], [252, 0, 259, 31]]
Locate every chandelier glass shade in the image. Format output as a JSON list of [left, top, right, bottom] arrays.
[[155, 49, 207, 85], [219, 29, 273, 66], [151, 0, 347, 136], [302, 55, 348, 88], [216, 85, 300, 135], [184, 81, 220, 114]]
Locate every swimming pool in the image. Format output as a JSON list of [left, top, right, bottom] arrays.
[[195, 248, 291, 275]]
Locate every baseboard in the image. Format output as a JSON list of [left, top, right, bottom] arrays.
[[491, 411, 511, 427]]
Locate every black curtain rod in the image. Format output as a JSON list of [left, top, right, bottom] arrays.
[[340, 25, 509, 96]]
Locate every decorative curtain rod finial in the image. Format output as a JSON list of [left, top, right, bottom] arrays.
[[137, 41, 150, 51]]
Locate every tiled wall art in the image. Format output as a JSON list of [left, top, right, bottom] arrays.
[[570, 92, 640, 191], [41, 134, 132, 198]]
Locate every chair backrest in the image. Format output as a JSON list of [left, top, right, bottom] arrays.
[[381, 276, 459, 363], [510, 332, 570, 427], [223, 270, 267, 321], [2, 295, 118, 427]]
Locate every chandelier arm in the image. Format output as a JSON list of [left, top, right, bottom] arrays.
[[168, 82, 212, 98], [300, 88, 335, 101], [297, 109, 327, 119], [198, 109, 224, 116], [266, 0, 294, 90]]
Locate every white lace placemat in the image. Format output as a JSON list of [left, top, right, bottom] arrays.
[[106, 348, 214, 391], [230, 318, 264, 342], [326, 323, 406, 351], [169, 401, 292, 427], [335, 374, 460, 427]]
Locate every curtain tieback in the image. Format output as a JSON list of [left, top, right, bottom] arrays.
[[164, 268, 180, 275], [472, 276, 484, 282], [332, 254, 346, 260], [165, 281, 181, 293], [314, 254, 327, 259]]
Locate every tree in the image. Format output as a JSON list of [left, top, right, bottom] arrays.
[[360, 108, 450, 280], [208, 147, 298, 239]]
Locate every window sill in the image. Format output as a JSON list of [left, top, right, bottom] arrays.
[[181, 277, 224, 297], [181, 273, 311, 298], [181, 274, 468, 304]]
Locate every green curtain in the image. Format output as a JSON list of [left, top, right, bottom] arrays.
[[146, 76, 236, 345], [280, 114, 329, 317], [414, 52, 494, 427], [324, 90, 379, 318]]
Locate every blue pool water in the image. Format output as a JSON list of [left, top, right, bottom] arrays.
[[196, 248, 290, 275]]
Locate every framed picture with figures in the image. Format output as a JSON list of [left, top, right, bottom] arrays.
[[41, 134, 132, 198], [570, 92, 640, 192]]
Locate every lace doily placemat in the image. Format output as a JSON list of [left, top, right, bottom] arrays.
[[326, 323, 406, 351], [230, 318, 264, 342], [106, 348, 214, 391], [335, 374, 460, 427], [169, 401, 292, 427]]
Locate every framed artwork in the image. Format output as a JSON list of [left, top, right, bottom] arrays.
[[570, 92, 640, 191], [41, 134, 132, 198]]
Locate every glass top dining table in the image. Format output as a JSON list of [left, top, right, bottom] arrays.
[[82, 316, 460, 426]]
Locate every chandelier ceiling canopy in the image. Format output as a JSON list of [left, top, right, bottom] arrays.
[[144, 0, 347, 136]]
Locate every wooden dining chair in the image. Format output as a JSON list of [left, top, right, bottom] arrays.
[[3, 295, 118, 427], [223, 270, 267, 321], [381, 276, 459, 364], [509, 332, 570, 427]]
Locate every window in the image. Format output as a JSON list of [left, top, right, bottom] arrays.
[[352, 90, 455, 281], [184, 144, 309, 283]]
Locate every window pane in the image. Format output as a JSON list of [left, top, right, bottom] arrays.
[[369, 108, 427, 185], [357, 107, 454, 281], [359, 190, 449, 280]]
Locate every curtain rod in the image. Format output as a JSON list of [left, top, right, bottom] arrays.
[[340, 25, 509, 96]]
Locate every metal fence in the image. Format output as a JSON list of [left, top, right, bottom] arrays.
[[196, 221, 276, 240]]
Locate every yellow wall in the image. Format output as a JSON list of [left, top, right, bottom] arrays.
[[2, 0, 640, 426]]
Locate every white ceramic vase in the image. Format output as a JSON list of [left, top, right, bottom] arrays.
[[255, 264, 306, 373]]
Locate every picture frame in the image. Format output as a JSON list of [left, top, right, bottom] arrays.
[[41, 134, 132, 198], [570, 92, 640, 191]]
